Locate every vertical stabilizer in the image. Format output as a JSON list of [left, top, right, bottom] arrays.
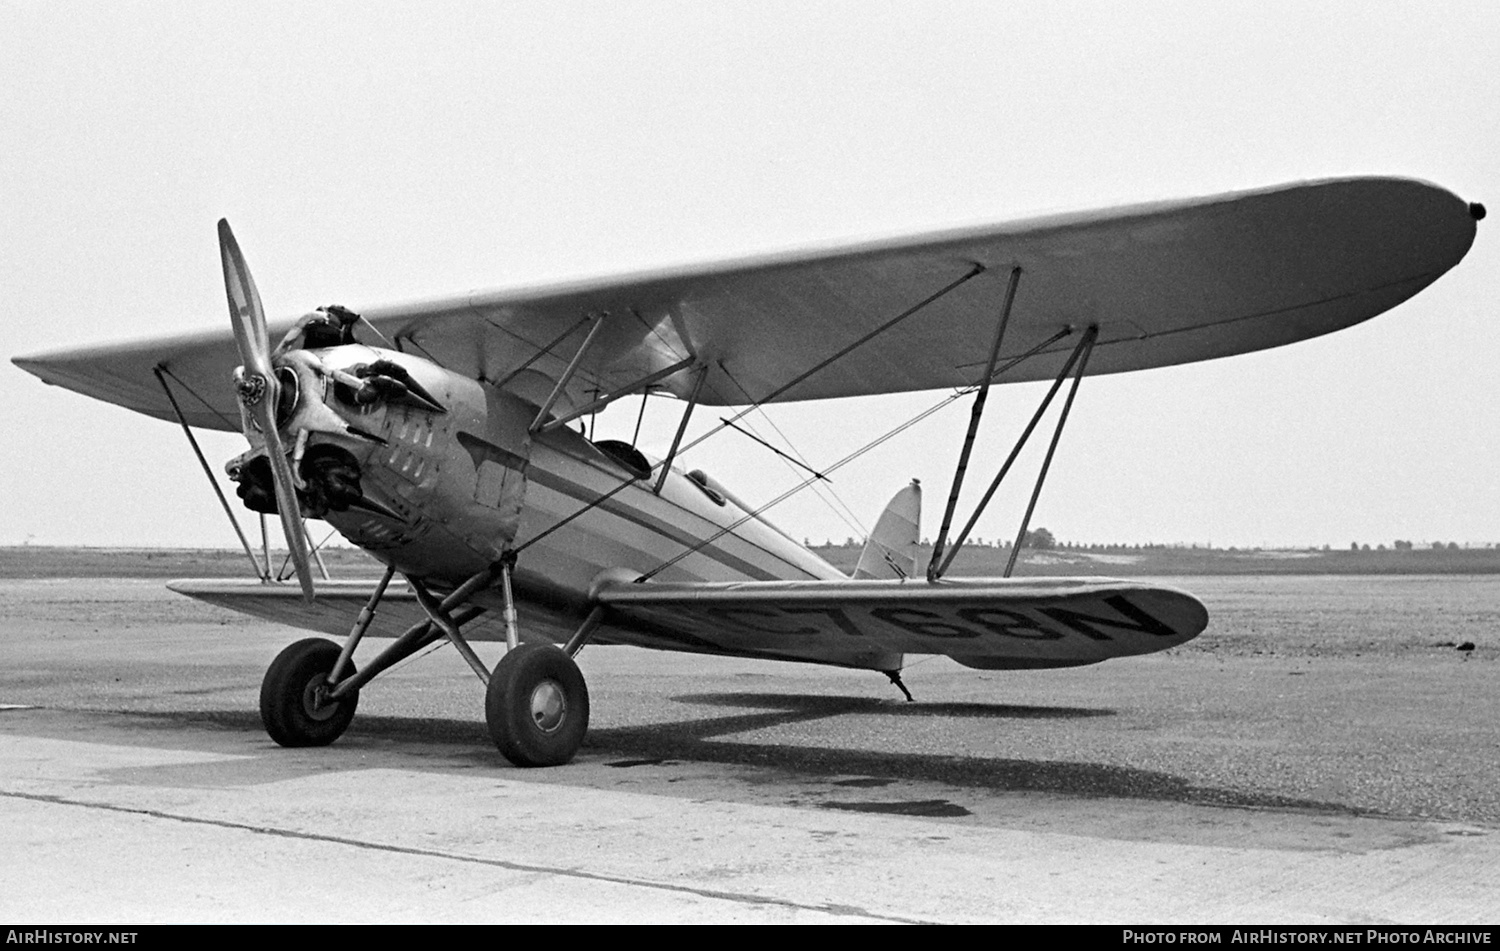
[[853, 480, 922, 580]]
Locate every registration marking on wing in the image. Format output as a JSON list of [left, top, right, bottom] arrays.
[[595, 578, 1209, 668]]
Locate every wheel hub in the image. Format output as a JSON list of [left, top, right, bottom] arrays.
[[529, 679, 567, 733], [302, 678, 339, 722]]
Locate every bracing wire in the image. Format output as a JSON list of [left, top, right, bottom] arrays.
[[634, 328, 1078, 579], [637, 382, 980, 581], [716, 364, 870, 541], [276, 525, 341, 581], [515, 268, 1022, 561]]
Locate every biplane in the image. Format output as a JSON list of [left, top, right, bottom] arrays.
[[13, 177, 1481, 767]]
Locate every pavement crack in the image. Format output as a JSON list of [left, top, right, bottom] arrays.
[[0, 789, 931, 923]]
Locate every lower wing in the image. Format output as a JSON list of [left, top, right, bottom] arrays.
[[170, 575, 1207, 671], [594, 577, 1207, 670]]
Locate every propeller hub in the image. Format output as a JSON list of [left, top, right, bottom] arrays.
[[235, 371, 267, 406]]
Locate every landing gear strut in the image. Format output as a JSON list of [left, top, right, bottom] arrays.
[[258, 556, 600, 766]]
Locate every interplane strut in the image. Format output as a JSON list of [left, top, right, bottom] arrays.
[[154, 366, 267, 580], [931, 325, 1100, 580], [927, 266, 1022, 580], [1002, 325, 1097, 578]]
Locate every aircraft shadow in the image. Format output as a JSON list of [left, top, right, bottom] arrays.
[[671, 691, 1113, 720], [582, 694, 1360, 815], [121, 701, 1361, 818], [124, 708, 488, 747]]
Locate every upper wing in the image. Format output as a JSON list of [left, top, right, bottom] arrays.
[[592, 576, 1208, 670], [15, 177, 1479, 430]]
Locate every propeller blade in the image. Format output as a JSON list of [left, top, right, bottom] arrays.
[[258, 413, 315, 601], [218, 219, 271, 380], [219, 219, 314, 601]]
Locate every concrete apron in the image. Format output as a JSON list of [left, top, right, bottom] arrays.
[[1, 724, 1497, 924]]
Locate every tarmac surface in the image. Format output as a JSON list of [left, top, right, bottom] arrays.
[[1, 577, 1498, 923]]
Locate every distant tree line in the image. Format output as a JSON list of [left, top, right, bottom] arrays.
[[1368, 540, 1464, 551], [812, 533, 1491, 551]]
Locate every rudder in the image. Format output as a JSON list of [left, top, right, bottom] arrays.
[[853, 480, 921, 580]]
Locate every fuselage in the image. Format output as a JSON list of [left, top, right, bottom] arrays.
[[290, 344, 843, 641]]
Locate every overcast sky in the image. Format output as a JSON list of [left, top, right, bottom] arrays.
[[4, 1, 1497, 551]]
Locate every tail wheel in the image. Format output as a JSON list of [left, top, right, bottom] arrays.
[[486, 643, 589, 767], [260, 637, 358, 747]]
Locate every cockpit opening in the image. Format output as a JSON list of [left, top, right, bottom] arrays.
[[592, 439, 652, 480]]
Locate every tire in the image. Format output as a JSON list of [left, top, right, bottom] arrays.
[[486, 643, 589, 767], [260, 638, 358, 747]]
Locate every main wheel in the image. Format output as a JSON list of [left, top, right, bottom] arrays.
[[485, 643, 589, 767], [260, 638, 358, 747]]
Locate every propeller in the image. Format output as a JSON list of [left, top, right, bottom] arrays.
[[218, 219, 315, 601]]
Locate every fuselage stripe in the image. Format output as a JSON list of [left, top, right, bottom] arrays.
[[523, 465, 811, 582]]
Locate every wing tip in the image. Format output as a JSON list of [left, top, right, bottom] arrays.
[[11, 353, 44, 375]]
